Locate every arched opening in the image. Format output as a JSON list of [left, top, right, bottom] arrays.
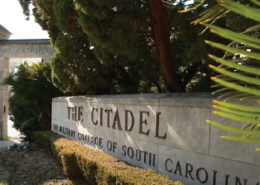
[[0, 39, 56, 140], [6, 57, 42, 140]]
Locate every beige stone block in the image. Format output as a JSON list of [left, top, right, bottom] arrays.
[[52, 102, 60, 120], [100, 130, 158, 172], [158, 145, 260, 185], [125, 105, 210, 154], [209, 108, 260, 165], [0, 57, 5, 68]]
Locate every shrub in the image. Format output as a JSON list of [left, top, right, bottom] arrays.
[[34, 131, 183, 185], [3, 62, 64, 141]]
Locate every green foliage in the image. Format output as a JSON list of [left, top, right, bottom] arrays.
[[19, 0, 228, 93], [50, 33, 112, 95], [3, 62, 64, 141], [31, 0, 161, 94], [8, 143, 38, 151], [8, 144, 24, 151], [34, 131, 183, 185], [186, 0, 260, 150], [18, 0, 31, 20]]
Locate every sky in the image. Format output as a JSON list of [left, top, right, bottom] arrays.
[[0, 0, 49, 39], [0, 0, 195, 40]]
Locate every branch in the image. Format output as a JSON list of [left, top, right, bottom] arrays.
[[152, 81, 163, 93], [181, 63, 201, 90]]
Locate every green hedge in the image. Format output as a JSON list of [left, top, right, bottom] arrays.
[[34, 131, 183, 185]]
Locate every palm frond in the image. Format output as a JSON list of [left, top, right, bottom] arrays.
[[202, 0, 260, 150], [175, 0, 260, 149]]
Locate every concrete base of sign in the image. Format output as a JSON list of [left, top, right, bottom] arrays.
[[51, 93, 260, 185]]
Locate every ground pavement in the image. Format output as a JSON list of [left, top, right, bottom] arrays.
[[0, 116, 22, 149], [0, 140, 20, 149]]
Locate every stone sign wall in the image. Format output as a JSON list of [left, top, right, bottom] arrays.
[[0, 42, 55, 63], [52, 93, 260, 185]]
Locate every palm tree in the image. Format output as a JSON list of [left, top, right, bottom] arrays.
[[167, 0, 260, 150]]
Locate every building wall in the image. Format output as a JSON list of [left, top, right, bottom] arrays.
[[0, 26, 11, 40], [0, 32, 11, 40], [52, 93, 260, 185]]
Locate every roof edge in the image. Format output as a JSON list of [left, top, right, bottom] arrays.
[[0, 39, 51, 44], [0, 24, 12, 34]]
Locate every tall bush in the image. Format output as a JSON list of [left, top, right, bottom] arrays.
[[3, 62, 64, 141]]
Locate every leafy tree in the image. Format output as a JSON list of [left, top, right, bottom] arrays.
[[184, 0, 260, 150], [19, 0, 227, 94], [3, 62, 64, 141], [22, 0, 159, 94]]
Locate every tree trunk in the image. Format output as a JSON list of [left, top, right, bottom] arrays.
[[148, 0, 181, 92]]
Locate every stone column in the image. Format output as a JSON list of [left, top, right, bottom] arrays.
[[1, 57, 9, 140]]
